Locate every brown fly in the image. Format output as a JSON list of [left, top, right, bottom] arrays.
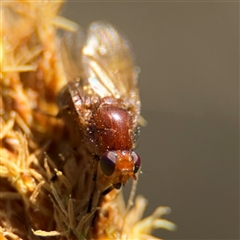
[[57, 21, 143, 214]]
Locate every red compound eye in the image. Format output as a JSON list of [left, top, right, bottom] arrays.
[[131, 152, 141, 173], [100, 151, 116, 176]]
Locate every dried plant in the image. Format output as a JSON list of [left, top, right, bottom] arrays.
[[0, 1, 176, 239]]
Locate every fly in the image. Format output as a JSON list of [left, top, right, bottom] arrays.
[[57, 21, 143, 212]]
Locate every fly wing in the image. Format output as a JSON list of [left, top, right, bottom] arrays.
[[81, 21, 140, 110], [58, 26, 94, 124], [59, 26, 86, 83], [59, 21, 143, 126]]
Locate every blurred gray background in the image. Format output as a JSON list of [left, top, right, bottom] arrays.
[[62, 2, 239, 239]]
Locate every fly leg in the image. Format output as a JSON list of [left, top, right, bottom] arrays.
[[87, 155, 100, 213], [90, 183, 121, 230], [89, 185, 114, 232]]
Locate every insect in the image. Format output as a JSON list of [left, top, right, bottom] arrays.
[[58, 21, 142, 203]]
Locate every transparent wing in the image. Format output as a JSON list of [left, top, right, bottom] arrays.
[[59, 26, 86, 82], [59, 21, 141, 124], [81, 21, 140, 105]]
